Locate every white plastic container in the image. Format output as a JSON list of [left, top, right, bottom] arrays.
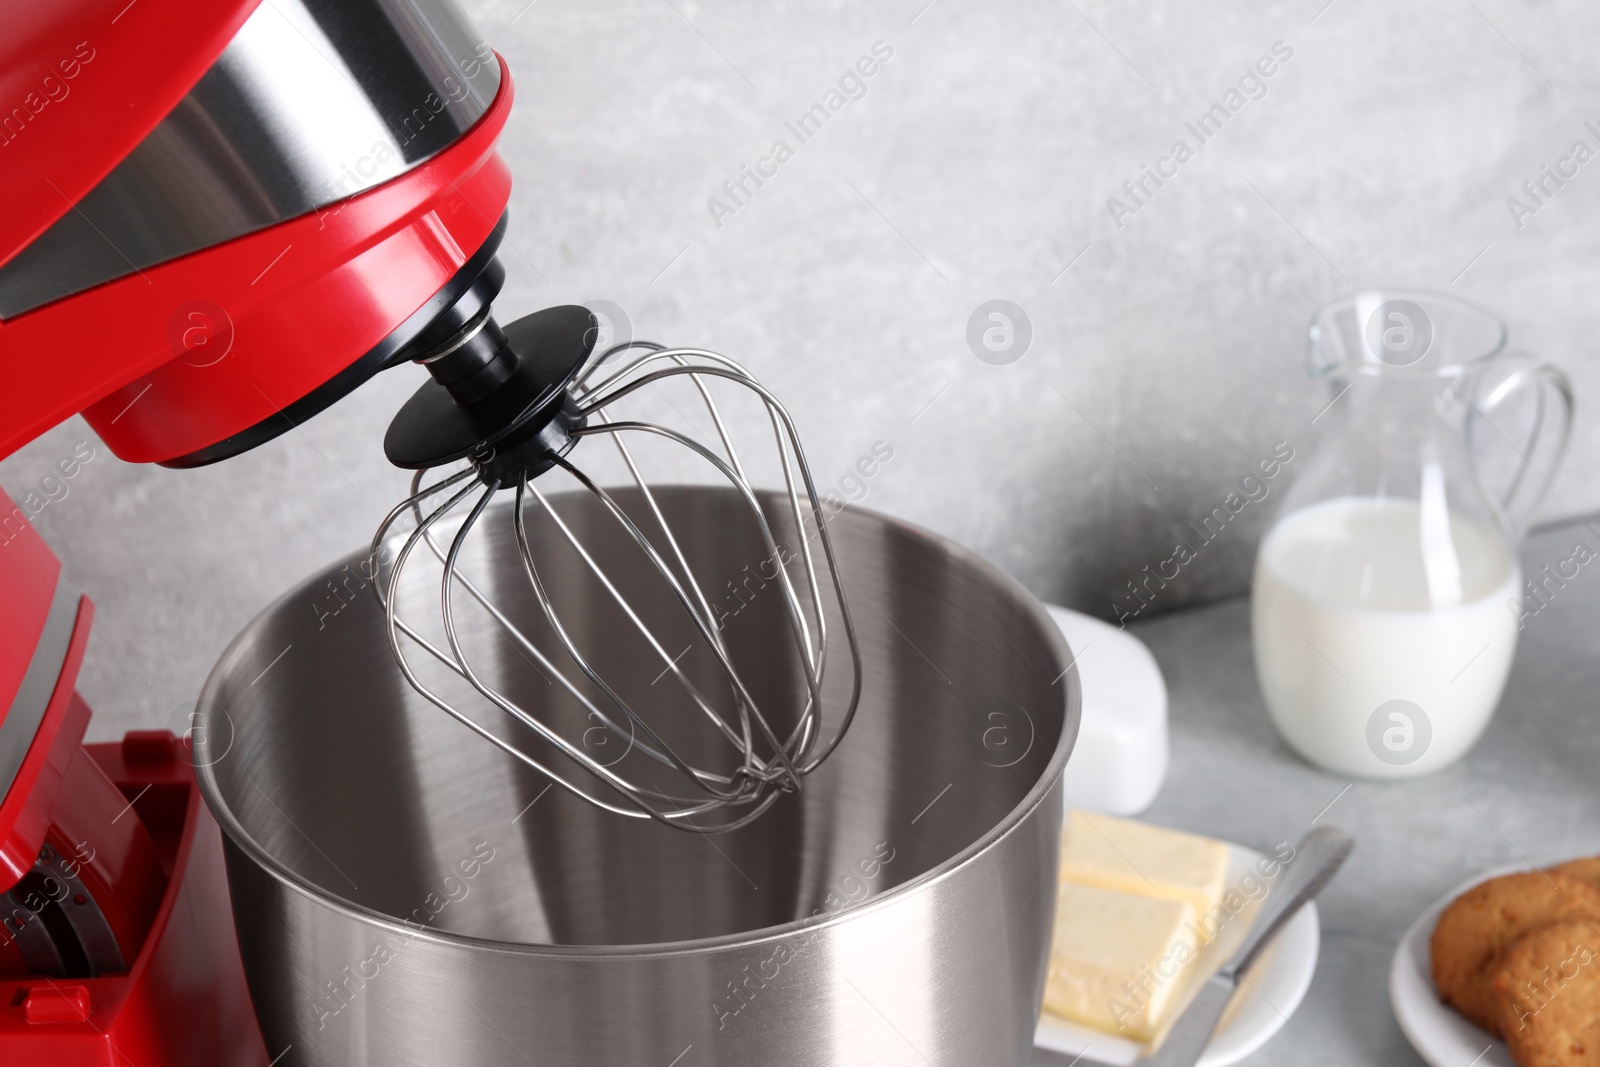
[[1047, 604, 1168, 815]]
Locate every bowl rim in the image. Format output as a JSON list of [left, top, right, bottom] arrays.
[[192, 490, 1082, 959]]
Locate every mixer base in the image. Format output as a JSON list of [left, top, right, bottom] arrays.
[[0, 733, 267, 1067]]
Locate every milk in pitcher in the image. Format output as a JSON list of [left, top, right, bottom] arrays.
[[1251, 496, 1520, 778]]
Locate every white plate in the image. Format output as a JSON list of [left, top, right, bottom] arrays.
[[1390, 866, 1524, 1067], [1034, 841, 1322, 1066]]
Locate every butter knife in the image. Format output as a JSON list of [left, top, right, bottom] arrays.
[[1140, 825, 1354, 1067]]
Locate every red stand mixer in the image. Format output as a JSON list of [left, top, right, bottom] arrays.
[[1, 0, 528, 1060]]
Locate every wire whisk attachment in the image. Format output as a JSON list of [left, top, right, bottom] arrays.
[[371, 305, 861, 833]]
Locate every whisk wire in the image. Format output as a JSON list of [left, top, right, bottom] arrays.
[[375, 478, 662, 819], [406, 479, 709, 778], [519, 475, 755, 764], [510, 478, 760, 803], [378, 475, 743, 819], [542, 456, 803, 792], [574, 420, 828, 764]]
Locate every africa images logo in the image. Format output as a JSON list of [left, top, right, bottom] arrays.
[[1362, 299, 1433, 367], [1366, 699, 1432, 767], [966, 300, 1033, 366]]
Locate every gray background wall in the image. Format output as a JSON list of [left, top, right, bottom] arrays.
[[4, 0, 1599, 740]]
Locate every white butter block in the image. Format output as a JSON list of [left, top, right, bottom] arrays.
[[1044, 881, 1197, 1042], [1047, 604, 1168, 815], [1058, 809, 1230, 920]]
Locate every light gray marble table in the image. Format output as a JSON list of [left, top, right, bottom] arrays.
[[1032, 515, 1600, 1067]]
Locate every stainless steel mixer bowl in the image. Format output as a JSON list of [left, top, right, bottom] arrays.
[[194, 487, 1079, 1066]]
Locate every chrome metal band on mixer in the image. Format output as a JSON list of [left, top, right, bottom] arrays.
[[0, 0, 500, 317]]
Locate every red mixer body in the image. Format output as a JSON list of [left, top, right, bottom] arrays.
[[0, 0, 522, 1060]]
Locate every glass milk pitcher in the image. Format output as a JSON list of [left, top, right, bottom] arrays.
[[1252, 291, 1572, 779]]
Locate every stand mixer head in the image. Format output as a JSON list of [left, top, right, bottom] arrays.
[[1, 0, 861, 840], [371, 305, 862, 832]]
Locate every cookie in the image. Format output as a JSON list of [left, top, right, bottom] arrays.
[[1431, 871, 1600, 1037], [1552, 858, 1600, 893], [1494, 918, 1600, 1066]]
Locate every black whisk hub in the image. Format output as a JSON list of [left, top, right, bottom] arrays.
[[385, 304, 600, 482]]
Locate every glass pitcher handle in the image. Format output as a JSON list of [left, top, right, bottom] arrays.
[[1470, 352, 1575, 535]]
